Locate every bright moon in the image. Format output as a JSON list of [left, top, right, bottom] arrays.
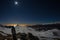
[[15, 1, 18, 5]]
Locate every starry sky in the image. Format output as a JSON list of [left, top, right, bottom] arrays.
[[0, 0, 60, 24]]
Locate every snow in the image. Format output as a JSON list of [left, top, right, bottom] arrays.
[[0, 26, 60, 40], [0, 27, 12, 34]]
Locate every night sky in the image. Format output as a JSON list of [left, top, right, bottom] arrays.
[[0, 0, 60, 24]]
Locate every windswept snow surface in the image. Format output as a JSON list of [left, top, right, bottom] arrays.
[[0, 26, 60, 40], [0, 27, 12, 34]]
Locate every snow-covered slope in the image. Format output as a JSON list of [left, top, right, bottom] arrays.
[[0, 26, 60, 40], [15, 26, 60, 38], [0, 27, 12, 34]]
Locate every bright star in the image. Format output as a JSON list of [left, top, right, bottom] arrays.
[[15, 1, 18, 5]]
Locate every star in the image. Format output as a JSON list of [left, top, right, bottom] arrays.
[[15, 1, 18, 5]]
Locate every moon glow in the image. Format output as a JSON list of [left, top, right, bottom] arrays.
[[15, 1, 18, 5]]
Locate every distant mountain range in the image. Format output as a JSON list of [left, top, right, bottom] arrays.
[[28, 23, 60, 31], [0, 23, 60, 31]]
